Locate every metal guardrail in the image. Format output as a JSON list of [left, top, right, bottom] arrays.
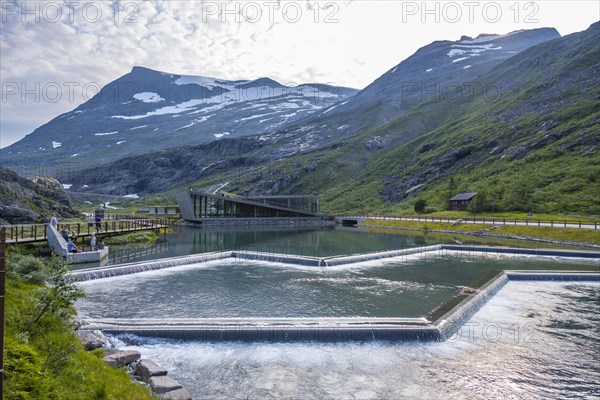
[[336, 214, 598, 230]]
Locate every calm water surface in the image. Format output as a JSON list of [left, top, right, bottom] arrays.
[[100, 225, 449, 266]]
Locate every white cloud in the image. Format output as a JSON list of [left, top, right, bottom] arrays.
[[1, 0, 598, 147]]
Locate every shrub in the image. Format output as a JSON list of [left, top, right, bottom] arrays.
[[7, 254, 48, 285], [414, 199, 428, 214]]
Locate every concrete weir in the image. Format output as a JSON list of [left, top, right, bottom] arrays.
[[73, 245, 600, 342]]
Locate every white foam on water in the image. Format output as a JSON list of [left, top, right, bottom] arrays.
[[76, 258, 230, 286], [110, 281, 600, 399]]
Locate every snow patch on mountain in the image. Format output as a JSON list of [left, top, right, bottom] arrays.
[[52, 141, 62, 148], [94, 132, 118, 136], [176, 122, 196, 130], [174, 75, 239, 90], [452, 57, 470, 63], [448, 48, 468, 57], [111, 99, 208, 119], [448, 43, 503, 62], [240, 113, 272, 121], [133, 92, 165, 103]]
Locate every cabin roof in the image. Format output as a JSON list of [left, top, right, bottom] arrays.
[[450, 192, 477, 201]]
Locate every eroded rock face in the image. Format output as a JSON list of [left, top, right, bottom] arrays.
[[364, 136, 386, 152], [0, 167, 77, 224]]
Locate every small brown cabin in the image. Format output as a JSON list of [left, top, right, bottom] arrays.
[[450, 192, 477, 211]]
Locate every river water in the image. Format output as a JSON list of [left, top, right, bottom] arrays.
[[108, 281, 599, 399], [76, 252, 598, 319], [74, 226, 599, 399], [99, 225, 448, 267]]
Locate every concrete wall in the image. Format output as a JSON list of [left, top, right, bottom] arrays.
[[48, 224, 109, 264], [176, 191, 195, 221], [48, 224, 68, 255], [66, 247, 109, 264]]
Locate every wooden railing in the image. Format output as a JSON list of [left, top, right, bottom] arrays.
[[2, 218, 170, 244], [336, 214, 599, 230]]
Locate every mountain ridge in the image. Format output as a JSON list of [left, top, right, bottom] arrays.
[[4, 24, 597, 214], [0, 67, 357, 168]]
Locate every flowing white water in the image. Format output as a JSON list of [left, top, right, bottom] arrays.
[[112, 282, 599, 399]]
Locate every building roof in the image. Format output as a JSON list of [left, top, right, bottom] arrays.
[[450, 192, 477, 201]]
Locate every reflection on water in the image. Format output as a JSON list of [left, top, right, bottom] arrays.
[[76, 253, 599, 320], [108, 241, 170, 264], [97, 225, 446, 267], [114, 282, 600, 399]]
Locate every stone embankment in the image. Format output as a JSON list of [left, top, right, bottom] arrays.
[[78, 329, 191, 399]]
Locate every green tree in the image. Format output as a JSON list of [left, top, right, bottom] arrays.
[[30, 255, 86, 328], [414, 199, 427, 214], [438, 176, 458, 210]]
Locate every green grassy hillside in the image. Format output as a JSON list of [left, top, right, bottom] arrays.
[[202, 22, 599, 216]]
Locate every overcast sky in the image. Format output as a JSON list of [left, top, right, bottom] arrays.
[[1, 0, 598, 148]]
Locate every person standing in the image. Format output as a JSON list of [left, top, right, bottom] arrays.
[[87, 215, 94, 231], [71, 230, 78, 244], [50, 213, 58, 229], [90, 233, 97, 250], [95, 214, 102, 232]]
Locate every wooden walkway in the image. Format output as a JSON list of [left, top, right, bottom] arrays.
[[3, 218, 169, 244]]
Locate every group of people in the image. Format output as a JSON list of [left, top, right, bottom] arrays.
[[51, 213, 105, 254]]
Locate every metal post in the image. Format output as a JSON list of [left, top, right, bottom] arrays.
[[1, 227, 6, 399]]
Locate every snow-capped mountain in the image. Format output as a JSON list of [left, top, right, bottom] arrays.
[[277, 27, 561, 150], [1, 67, 357, 167]]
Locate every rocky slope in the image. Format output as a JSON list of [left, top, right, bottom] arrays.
[[0, 168, 77, 224]]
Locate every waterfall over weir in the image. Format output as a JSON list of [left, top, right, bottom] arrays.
[[68, 244, 599, 282], [68, 245, 446, 281], [435, 273, 510, 341], [73, 245, 599, 342], [69, 251, 232, 281], [79, 271, 600, 343]]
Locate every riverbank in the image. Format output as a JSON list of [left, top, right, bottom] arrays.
[[3, 250, 155, 399], [360, 220, 600, 248]]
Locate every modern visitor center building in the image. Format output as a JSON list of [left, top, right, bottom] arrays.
[[176, 189, 324, 223]]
